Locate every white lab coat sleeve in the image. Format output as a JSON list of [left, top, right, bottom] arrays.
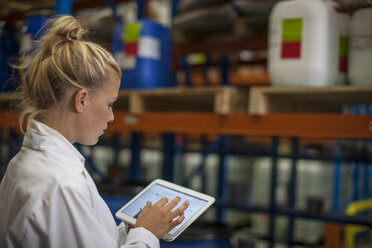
[[125, 227, 160, 247], [118, 222, 128, 245], [15, 184, 159, 248], [117, 220, 159, 248]]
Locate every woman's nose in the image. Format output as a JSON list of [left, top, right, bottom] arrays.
[[108, 109, 114, 122]]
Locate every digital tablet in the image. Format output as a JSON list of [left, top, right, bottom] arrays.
[[115, 179, 215, 242]]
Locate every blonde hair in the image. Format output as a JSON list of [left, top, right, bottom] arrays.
[[19, 15, 121, 132]]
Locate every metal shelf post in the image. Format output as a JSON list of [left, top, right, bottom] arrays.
[[54, 0, 73, 14], [129, 132, 142, 181], [162, 133, 175, 181], [332, 145, 343, 213], [217, 135, 229, 222], [268, 136, 279, 248], [287, 137, 299, 248]]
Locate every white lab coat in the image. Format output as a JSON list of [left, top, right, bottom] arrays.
[[0, 120, 159, 248]]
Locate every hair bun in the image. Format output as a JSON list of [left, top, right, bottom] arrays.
[[41, 15, 87, 45], [38, 15, 87, 60]]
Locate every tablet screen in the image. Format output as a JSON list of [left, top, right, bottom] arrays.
[[119, 182, 209, 235]]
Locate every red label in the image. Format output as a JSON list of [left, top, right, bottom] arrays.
[[339, 57, 347, 73], [281, 42, 301, 59], [124, 42, 138, 56]]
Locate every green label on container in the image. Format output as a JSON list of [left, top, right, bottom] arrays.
[[123, 23, 142, 43], [339, 35, 348, 58], [282, 18, 302, 42]]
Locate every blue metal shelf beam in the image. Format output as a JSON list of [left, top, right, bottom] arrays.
[[215, 202, 372, 227]]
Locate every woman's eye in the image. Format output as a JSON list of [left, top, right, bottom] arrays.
[[108, 103, 114, 108]]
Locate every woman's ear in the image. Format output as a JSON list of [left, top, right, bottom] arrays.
[[74, 89, 89, 113]]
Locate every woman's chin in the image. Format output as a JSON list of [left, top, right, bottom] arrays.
[[80, 137, 99, 146]]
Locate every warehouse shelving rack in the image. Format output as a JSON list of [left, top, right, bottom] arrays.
[[1, 109, 372, 247], [1, 0, 372, 247]]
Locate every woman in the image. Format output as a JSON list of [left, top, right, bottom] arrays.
[[0, 15, 188, 248]]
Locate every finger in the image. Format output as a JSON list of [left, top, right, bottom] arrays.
[[164, 196, 181, 211], [170, 213, 185, 228], [143, 201, 152, 210], [154, 197, 169, 207], [170, 200, 189, 219], [138, 201, 151, 217]]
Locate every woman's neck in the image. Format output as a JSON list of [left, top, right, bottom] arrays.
[[37, 100, 77, 144]]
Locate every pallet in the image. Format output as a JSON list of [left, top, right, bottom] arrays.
[[248, 85, 372, 114], [0, 86, 249, 114], [2, 85, 371, 115], [114, 86, 249, 114]]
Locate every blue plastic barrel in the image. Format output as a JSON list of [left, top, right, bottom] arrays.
[[0, 23, 19, 92], [112, 19, 172, 89], [19, 9, 51, 79], [23, 13, 49, 41]]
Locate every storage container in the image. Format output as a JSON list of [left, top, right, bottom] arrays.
[[268, 0, 339, 87], [112, 19, 172, 89], [348, 7, 372, 86], [250, 158, 333, 244], [19, 9, 51, 84], [20, 9, 51, 63]]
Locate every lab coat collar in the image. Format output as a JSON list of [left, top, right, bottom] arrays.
[[23, 120, 86, 167]]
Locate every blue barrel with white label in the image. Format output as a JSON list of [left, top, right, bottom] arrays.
[[112, 19, 172, 89], [21, 9, 51, 54], [19, 9, 52, 84], [24, 12, 49, 40]]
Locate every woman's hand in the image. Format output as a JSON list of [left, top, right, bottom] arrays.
[[134, 196, 189, 239]]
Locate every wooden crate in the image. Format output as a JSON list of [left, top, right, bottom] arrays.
[[115, 86, 249, 114], [248, 86, 372, 114]]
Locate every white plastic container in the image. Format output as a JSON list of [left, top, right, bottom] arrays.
[[268, 0, 339, 87], [348, 7, 372, 86], [250, 158, 333, 244], [337, 13, 350, 85]]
